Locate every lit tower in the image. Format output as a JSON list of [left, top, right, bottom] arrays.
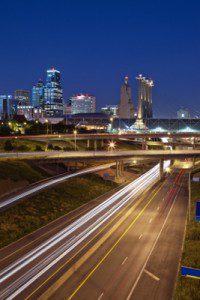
[[148, 79, 154, 118], [118, 76, 134, 119], [133, 74, 148, 130]]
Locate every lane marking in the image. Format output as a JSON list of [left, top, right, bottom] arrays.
[[98, 292, 104, 300], [122, 257, 128, 265], [67, 182, 164, 300], [149, 218, 152, 223], [26, 179, 163, 300], [139, 234, 143, 240], [27, 170, 175, 300], [126, 177, 184, 300], [144, 269, 160, 281]]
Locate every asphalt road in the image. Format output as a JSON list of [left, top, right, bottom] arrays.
[[0, 165, 188, 300]]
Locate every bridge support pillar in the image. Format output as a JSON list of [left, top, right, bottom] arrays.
[[159, 159, 164, 180], [94, 139, 97, 151], [120, 160, 124, 175], [115, 161, 118, 179], [115, 160, 120, 179], [119, 161, 122, 177], [101, 139, 104, 148], [192, 157, 196, 168], [87, 139, 90, 149], [115, 160, 124, 179]]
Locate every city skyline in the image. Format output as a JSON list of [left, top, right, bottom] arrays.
[[0, 1, 199, 118], [0, 67, 198, 119]]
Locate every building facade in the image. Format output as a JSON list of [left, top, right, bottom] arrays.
[[44, 68, 64, 117], [118, 76, 134, 119], [14, 90, 30, 106], [70, 94, 96, 114], [31, 79, 45, 108], [17, 105, 33, 120], [0, 95, 13, 118], [101, 105, 118, 117]]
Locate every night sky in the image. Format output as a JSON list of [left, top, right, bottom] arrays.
[[0, 0, 199, 117]]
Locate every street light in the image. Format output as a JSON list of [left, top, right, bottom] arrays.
[[108, 140, 116, 151], [74, 130, 77, 151], [45, 119, 49, 134]]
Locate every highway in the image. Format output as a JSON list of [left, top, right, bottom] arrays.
[[0, 161, 188, 300], [0, 163, 115, 210], [0, 132, 199, 140], [0, 149, 200, 161]]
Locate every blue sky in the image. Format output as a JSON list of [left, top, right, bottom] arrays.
[[0, 0, 199, 117]]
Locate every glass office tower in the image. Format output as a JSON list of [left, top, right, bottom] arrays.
[[44, 68, 63, 117], [31, 79, 45, 108], [0, 95, 13, 118]]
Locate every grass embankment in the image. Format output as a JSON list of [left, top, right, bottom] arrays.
[[0, 139, 46, 152], [0, 174, 118, 248], [0, 160, 49, 199], [0, 160, 47, 183], [0, 138, 143, 152], [174, 171, 200, 300]]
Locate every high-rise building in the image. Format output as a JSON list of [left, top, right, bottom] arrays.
[[31, 79, 44, 108], [70, 94, 96, 114], [118, 76, 134, 119], [0, 95, 13, 118], [101, 105, 118, 117], [177, 108, 191, 119], [14, 90, 30, 106], [44, 68, 64, 117], [133, 74, 154, 130]]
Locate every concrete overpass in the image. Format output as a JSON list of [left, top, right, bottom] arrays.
[[1, 149, 200, 180], [0, 132, 199, 141], [1, 149, 199, 160]]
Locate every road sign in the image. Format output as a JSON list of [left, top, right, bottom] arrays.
[[195, 201, 200, 221], [181, 266, 200, 279]]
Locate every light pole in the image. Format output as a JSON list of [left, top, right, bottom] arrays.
[[45, 119, 49, 135], [74, 130, 77, 151], [188, 171, 191, 222]]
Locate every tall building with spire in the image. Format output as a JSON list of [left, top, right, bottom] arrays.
[[118, 76, 134, 119], [133, 74, 154, 130]]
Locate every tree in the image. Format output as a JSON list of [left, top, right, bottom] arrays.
[[47, 143, 54, 150], [4, 140, 14, 151], [35, 145, 43, 151]]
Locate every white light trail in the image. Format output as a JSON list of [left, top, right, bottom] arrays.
[[0, 161, 170, 300], [0, 163, 114, 209]]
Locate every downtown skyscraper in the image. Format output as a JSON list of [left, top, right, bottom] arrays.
[[31, 79, 45, 108], [44, 68, 64, 117]]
